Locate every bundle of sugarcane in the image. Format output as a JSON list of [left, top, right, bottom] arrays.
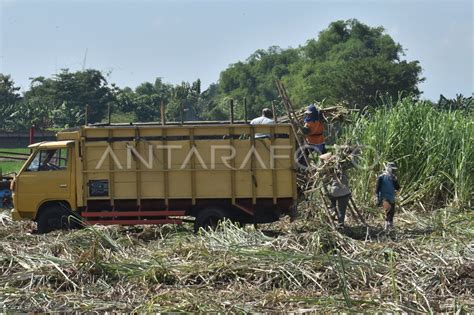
[[304, 145, 359, 194], [278, 103, 354, 124]]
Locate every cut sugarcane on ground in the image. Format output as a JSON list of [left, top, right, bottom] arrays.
[[0, 207, 472, 312]]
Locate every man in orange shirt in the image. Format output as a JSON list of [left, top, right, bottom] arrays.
[[303, 104, 326, 154]]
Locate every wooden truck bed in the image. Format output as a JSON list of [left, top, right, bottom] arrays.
[[58, 123, 297, 225]]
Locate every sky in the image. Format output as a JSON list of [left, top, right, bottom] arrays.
[[0, 0, 472, 101]]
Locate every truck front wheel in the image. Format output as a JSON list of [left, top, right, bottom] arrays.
[[36, 204, 75, 234], [194, 207, 229, 233]]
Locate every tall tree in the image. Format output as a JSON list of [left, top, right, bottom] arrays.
[[133, 78, 173, 122], [0, 74, 22, 131], [167, 80, 202, 122], [218, 19, 424, 112], [24, 69, 114, 127], [219, 46, 299, 118], [287, 19, 423, 108]]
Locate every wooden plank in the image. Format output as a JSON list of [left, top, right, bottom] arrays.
[[270, 125, 277, 204], [250, 125, 257, 205], [230, 126, 236, 205], [243, 97, 248, 123], [190, 127, 196, 205], [135, 127, 142, 209], [81, 131, 89, 208], [272, 100, 278, 123], [108, 128, 115, 208], [289, 129, 298, 201], [230, 99, 234, 124], [162, 128, 169, 208], [75, 139, 84, 207], [161, 100, 166, 125]]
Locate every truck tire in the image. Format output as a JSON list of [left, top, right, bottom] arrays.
[[36, 204, 75, 234], [194, 207, 229, 233]]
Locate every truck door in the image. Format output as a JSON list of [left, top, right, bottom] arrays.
[[16, 145, 72, 217]]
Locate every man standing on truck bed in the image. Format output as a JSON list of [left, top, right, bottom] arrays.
[[302, 104, 326, 154], [297, 104, 326, 168], [251, 108, 274, 138]]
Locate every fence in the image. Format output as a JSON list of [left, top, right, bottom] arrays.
[[0, 130, 56, 148]]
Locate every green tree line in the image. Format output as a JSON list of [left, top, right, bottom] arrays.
[[0, 19, 468, 132]]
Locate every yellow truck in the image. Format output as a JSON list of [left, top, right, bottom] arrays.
[[10, 122, 297, 233]]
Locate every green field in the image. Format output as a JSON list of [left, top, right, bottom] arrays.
[[0, 161, 24, 174], [0, 148, 30, 154], [0, 148, 29, 175]]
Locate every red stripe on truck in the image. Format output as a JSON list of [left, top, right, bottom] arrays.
[[81, 210, 186, 217]]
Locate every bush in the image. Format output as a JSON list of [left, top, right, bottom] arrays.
[[343, 98, 473, 209]]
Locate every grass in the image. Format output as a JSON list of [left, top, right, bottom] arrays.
[[0, 148, 29, 175], [341, 98, 473, 210], [0, 148, 30, 154], [0, 207, 472, 312], [0, 161, 24, 174]]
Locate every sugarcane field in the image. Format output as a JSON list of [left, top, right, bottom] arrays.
[[0, 1, 473, 313]]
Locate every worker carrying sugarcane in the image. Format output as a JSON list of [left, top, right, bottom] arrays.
[[302, 104, 326, 154], [320, 152, 351, 228], [251, 108, 274, 138], [375, 162, 401, 230]]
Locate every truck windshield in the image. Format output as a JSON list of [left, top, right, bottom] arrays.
[[27, 148, 68, 172]]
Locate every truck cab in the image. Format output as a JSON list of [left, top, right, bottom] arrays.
[[11, 140, 78, 231]]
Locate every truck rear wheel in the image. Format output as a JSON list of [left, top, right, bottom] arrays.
[[194, 207, 229, 233], [36, 204, 75, 234]]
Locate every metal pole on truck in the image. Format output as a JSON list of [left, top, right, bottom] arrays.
[[272, 100, 278, 123], [85, 104, 89, 125], [161, 100, 166, 125], [243, 97, 248, 124], [230, 99, 235, 124], [108, 103, 112, 125], [29, 126, 35, 145]]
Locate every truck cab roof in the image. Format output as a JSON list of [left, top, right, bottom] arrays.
[[28, 140, 75, 149]]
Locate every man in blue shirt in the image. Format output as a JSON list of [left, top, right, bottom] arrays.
[[375, 162, 401, 230]]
